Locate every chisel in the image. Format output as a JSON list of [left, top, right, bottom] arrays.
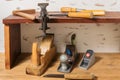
[[49, 12, 93, 18], [61, 7, 105, 16], [43, 73, 95, 80]]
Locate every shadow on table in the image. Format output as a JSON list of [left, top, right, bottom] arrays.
[[14, 53, 31, 67]]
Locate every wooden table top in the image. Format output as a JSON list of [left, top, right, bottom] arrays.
[[0, 53, 120, 80], [40, 53, 120, 80], [3, 12, 120, 24]]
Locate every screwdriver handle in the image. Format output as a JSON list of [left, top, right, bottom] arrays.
[[61, 7, 105, 16], [61, 7, 77, 12], [81, 10, 105, 16], [68, 12, 93, 18]]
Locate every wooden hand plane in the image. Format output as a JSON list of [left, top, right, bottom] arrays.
[[26, 34, 56, 76]]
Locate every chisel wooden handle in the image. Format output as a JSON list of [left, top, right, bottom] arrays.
[[61, 7, 77, 12], [81, 10, 105, 16], [31, 42, 40, 66], [61, 7, 105, 16], [64, 73, 95, 80], [68, 12, 93, 18]]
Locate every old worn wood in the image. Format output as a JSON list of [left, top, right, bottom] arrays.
[[3, 12, 120, 24], [4, 24, 21, 69], [40, 35, 54, 55], [13, 12, 35, 20], [0, 53, 120, 80], [12, 9, 35, 14], [26, 35, 56, 76], [12, 9, 35, 20], [26, 47, 56, 76]]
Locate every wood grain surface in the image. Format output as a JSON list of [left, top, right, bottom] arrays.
[[3, 12, 120, 24], [4, 24, 21, 69], [0, 53, 120, 80]]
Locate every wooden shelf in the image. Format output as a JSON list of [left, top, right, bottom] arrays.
[[3, 12, 120, 24]]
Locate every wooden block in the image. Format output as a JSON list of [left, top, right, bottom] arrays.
[[13, 12, 35, 20], [12, 9, 36, 20]]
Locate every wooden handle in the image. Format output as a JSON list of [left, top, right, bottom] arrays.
[[64, 73, 95, 80], [31, 42, 40, 66], [13, 11, 35, 20], [81, 10, 105, 16], [61, 7, 77, 12], [68, 12, 93, 18]]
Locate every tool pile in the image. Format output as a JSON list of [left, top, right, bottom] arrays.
[[12, 6, 105, 20], [11, 3, 101, 80], [58, 7, 105, 18]]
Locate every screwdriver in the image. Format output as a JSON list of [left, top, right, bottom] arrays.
[[61, 7, 105, 16], [61, 7, 84, 12], [49, 11, 93, 18]]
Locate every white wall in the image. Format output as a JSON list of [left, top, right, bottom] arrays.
[[0, 0, 120, 53]]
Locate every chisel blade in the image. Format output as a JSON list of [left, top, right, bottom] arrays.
[[43, 74, 64, 78], [48, 13, 68, 16]]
